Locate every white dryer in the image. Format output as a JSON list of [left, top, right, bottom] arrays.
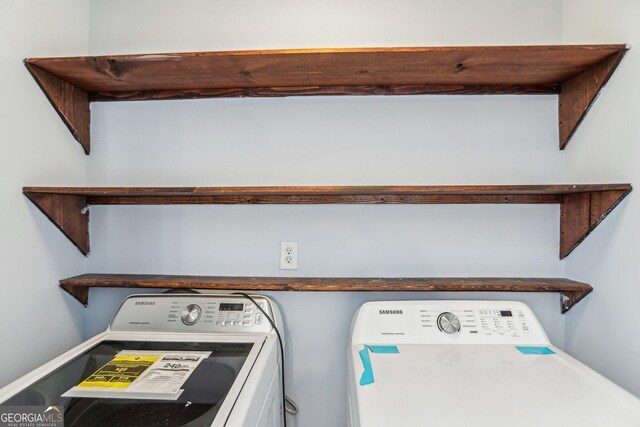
[[0, 293, 285, 426], [348, 300, 640, 427]]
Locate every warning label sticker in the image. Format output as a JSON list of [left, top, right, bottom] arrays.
[[78, 354, 160, 388], [63, 350, 211, 400]]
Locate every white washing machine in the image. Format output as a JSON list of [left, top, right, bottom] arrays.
[[0, 293, 285, 426], [348, 300, 640, 427]]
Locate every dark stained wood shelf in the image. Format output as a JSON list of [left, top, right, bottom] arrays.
[[59, 274, 593, 313], [23, 184, 631, 258], [24, 45, 627, 153]]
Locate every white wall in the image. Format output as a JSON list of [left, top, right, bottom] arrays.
[[88, 0, 560, 53], [0, 0, 89, 386], [561, 0, 640, 396], [84, 2, 569, 426]]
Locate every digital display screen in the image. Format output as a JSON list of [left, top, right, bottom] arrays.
[[220, 303, 244, 311], [500, 310, 512, 317]]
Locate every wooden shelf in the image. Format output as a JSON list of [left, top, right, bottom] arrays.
[[59, 274, 593, 313], [23, 184, 631, 258], [24, 45, 627, 154]]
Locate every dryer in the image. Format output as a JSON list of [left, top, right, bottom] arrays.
[[348, 300, 640, 427], [0, 293, 285, 426]]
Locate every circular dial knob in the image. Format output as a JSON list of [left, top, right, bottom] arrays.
[[437, 312, 461, 334], [181, 304, 202, 325]]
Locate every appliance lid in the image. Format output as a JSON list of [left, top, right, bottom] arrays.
[[350, 343, 640, 427], [1, 338, 260, 427]]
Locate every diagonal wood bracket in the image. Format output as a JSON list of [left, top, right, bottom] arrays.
[[559, 49, 627, 149], [560, 188, 631, 258], [25, 63, 91, 154], [60, 282, 90, 306], [560, 288, 593, 314], [24, 191, 90, 255]]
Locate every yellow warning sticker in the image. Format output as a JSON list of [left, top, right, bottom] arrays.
[[78, 355, 160, 388], [65, 350, 212, 399]]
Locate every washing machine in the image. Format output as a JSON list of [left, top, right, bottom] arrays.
[[0, 293, 285, 426], [348, 300, 640, 427]]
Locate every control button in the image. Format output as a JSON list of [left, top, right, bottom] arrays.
[[437, 312, 461, 334], [181, 304, 202, 325], [255, 313, 262, 324], [233, 320, 242, 326]]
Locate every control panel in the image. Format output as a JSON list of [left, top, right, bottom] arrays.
[[109, 294, 276, 334], [352, 300, 549, 345]]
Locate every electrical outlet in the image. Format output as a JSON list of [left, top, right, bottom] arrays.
[[280, 241, 298, 270]]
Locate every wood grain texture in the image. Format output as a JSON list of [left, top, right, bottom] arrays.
[[560, 188, 631, 258], [83, 194, 561, 205], [590, 189, 629, 228], [59, 274, 593, 312], [24, 45, 627, 151], [559, 50, 627, 149], [61, 285, 88, 306], [25, 63, 90, 154], [561, 192, 590, 259], [22, 184, 633, 198], [89, 84, 558, 101], [23, 192, 89, 255], [26, 45, 625, 92], [24, 184, 631, 258]]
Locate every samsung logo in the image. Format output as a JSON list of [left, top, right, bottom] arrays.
[[379, 309, 403, 315], [135, 301, 156, 306]]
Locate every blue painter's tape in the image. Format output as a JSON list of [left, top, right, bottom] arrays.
[[359, 347, 374, 386], [359, 345, 400, 386], [516, 346, 556, 355], [366, 345, 400, 354]]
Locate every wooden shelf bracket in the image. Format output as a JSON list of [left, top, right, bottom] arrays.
[[24, 191, 89, 255], [559, 50, 627, 150], [560, 288, 592, 314], [560, 187, 631, 258], [60, 282, 90, 305], [25, 63, 91, 154]]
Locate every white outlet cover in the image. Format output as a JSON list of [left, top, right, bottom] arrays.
[[280, 241, 298, 270]]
